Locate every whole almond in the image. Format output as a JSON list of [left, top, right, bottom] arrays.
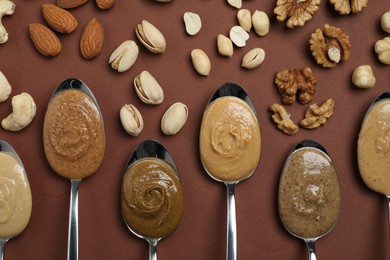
[[29, 23, 62, 57], [57, 0, 89, 9], [80, 18, 104, 59], [95, 0, 116, 9], [42, 4, 78, 34]]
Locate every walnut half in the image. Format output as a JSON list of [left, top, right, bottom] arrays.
[[269, 103, 299, 135], [300, 98, 335, 129], [330, 0, 368, 15], [309, 24, 351, 68], [274, 0, 320, 28]]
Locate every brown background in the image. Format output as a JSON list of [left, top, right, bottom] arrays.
[[0, 0, 390, 259]]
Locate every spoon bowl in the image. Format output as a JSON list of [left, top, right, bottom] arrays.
[[199, 82, 261, 260], [121, 140, 182, 260], [279, 140, 340, 260]]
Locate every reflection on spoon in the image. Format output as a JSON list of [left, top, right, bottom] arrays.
[[121, 140, 183, 260], [279, 140, 340, 260], [357, 92, 390, 235], [199, 82, 261, 260], [0, 140, 32, 260], [43, 78, 105, 260]]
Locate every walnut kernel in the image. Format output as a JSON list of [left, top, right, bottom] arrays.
[[300, 98, 335, 129], [330, 0, 368, 15], [274, 0, 320, 28], [269, 103, 299, 135], [309, 24, 351, 68]]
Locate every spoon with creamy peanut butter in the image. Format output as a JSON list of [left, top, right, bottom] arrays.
[[199, 83, 261, 260], [279, 140, 340, 260], [43, 79, 105, 260], [121, 140, 183, 260], [0, 141, 32, 260]]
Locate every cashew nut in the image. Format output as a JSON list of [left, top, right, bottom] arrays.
[[2, 92, 36, 132], [0, 71, 11, 102], [0, 0, 15, 44]]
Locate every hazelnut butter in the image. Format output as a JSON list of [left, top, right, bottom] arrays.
[[0, 152, 32, 239], [199, 96, 261, 182], [279, 148, 340, 238], [121, 158, 183, 239], [43, 89, 105, 179], [358, 99, 390, 195]]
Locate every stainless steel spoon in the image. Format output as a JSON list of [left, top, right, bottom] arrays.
[[46, 78, 104, 260], [0, 140, 30, 260], [279, 140, 340, 260], [200, 82, 260, 260], [122, 140, 180, 260]]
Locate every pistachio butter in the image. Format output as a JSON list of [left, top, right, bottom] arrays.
[[199, 96, 261, 182]]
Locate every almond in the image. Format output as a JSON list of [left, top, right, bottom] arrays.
[[95, 0, 116, 9], [57, 0, 89, 9], [42, 4, 78, 34], [29, 23, 62, 57], [80, 18, 104, 59]]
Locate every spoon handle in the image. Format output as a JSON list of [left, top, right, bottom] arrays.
[[387, 196, 390, 237], [305, 240, 317, 260], [0, 239, 8, 260], [148, 238, 158, 260], [68, 179, 81, 260], [226, 183, 237, 260]]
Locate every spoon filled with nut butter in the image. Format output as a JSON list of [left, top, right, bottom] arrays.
[[199, 82, 261, 260], [279, 140, 340, 260], [121, 140, 183, 260], [43, 79, 105, 260], [0, 141, 32, 260]]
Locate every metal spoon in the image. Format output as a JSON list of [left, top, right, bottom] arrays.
[[45, 78, 104, 260], [121, 140, 180, 260], [279, 140, 340, 260], [0, 140, 30, 260], [200, 82, 260, 260]]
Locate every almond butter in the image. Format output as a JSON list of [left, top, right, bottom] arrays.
[[42, 4, 78, 34], [29, 23, 62, 57], [80, 18, 104, 59], [95, 0, 116, 9], [57, 0, 89, 9]]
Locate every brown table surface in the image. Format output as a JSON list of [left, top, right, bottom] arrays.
[[1, 0, 390, 259]]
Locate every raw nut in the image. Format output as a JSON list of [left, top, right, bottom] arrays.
[[274, 0, 320, 28], [80, 18, 104, 60], [135, 20, 166, 54], [109, 40, 139, 72], [269, 103, 299, 135], [42, 3, 78, 34], [57, 0, 89, 9], [29, 23, 62, 57], [217, 34, 233, 57], [330, 0, 368, 15], [375, 37, 390, 65], [229, 25, 249, 47], [134, 70, 164, 105], [300, 98, 335, 129], [237, 9, 252, 32], [2, 92, 36, 132], [191, 48, 211, 76], [227, 0, 241, 9], [252, 10, 269, 36], [161, 102, 188, 135], [241, 48, 265, 69], [183, 12, 201, 36], [381, 11, 390, 33], [0, 71, 11, 102], [95, 0, 116, 9], [120, 104, 143, 136], [0, 0, 15, 44], [352, 65, 376, 88]]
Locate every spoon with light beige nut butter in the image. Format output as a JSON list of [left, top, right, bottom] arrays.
[[358, 92, 390, 236], [279, 140, 340, 260], [0, 141, 32, 260], [121, 140, 183, 260], [43, 79, 105, 260], [199, 83, 261, 260]]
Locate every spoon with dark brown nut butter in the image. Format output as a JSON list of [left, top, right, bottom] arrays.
[[43, 79, 105, 260]]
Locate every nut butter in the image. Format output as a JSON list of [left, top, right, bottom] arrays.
[[199, 96, 261, 182], [121, 158, 183, 238], [43, 88, 105, 179]]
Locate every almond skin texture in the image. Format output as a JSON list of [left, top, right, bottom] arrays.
[[42, 4, 78, 34], [95, 0, 116, 9], [80, 18, 104, 60], [57, 0, 89, 9], [29, 23, 62, 57]]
